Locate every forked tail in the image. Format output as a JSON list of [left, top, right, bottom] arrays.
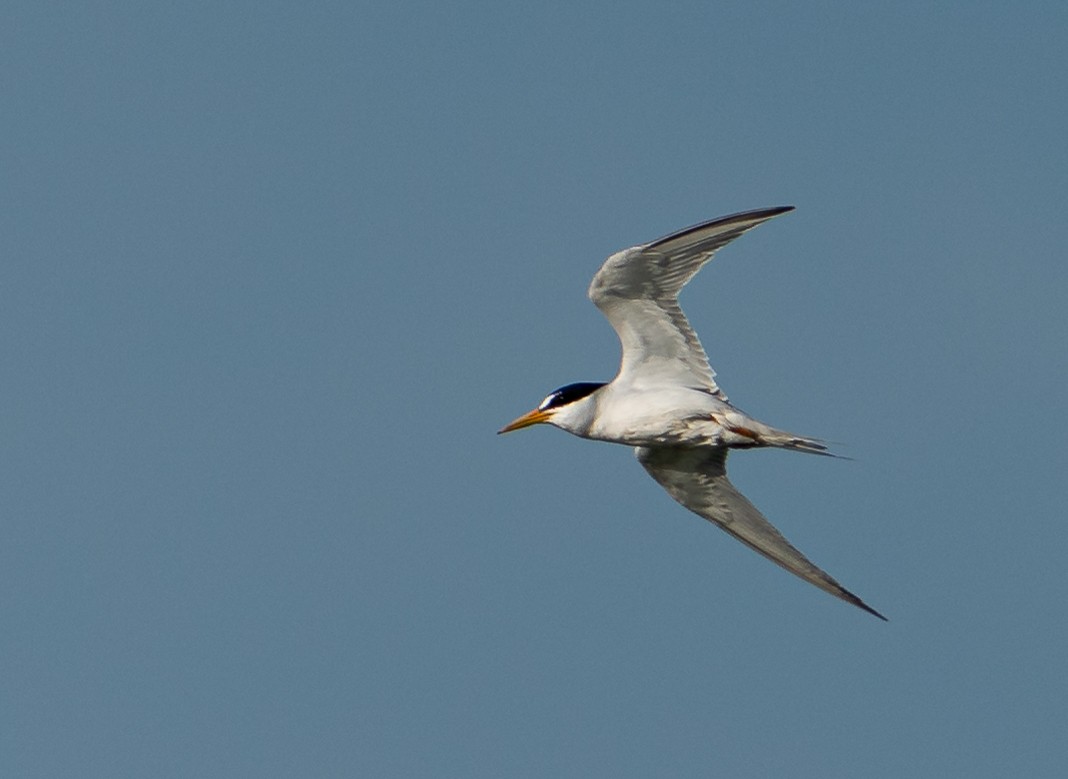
[[766, 431, 837, 457], [715, 411, 842, 457]]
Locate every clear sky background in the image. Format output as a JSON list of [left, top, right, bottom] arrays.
[[3, 3, 1066, 777]]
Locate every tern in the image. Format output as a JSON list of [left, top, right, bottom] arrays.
[[499, 207, 885, 620]]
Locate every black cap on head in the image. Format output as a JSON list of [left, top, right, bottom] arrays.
[[537, 382, 606, 411]]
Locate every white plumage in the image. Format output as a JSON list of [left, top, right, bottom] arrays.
[[499, 207, 884, 620]]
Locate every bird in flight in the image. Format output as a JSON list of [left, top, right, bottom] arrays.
[[499, 207, 885, 619]]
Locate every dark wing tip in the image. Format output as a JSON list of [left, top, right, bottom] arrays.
[[758, 204, 795, 218], [645, 205, 795, 251], [863, 605, 890, 622], [842, 589, 888, 621]]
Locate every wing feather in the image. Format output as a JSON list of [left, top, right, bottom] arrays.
[[635, 445, 886, 619], [588, 206, 793, 397]]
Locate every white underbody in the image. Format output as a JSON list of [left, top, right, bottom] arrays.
[[553, 383, 795, 449], [502, 207, 883, 617]]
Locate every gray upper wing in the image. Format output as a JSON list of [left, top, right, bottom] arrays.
[[635, 445, 886, 619], [588, 207, 793, 397]]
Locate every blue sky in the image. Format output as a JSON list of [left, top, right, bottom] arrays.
[[3, 2, 1066, 776]]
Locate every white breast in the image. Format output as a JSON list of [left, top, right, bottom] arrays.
[[588, 384, 728, 446]]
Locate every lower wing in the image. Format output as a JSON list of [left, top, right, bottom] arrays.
[[635, 445, 886, 620]]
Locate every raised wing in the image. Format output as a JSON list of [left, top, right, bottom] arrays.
[[588, 207, 793, 398], [635, 445, 886, 619]]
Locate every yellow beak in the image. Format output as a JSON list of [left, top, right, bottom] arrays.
[[497, 407, 552, 434]]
